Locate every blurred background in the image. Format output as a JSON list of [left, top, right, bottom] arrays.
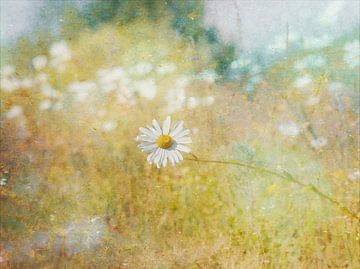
[[0, 0, 359, 268]]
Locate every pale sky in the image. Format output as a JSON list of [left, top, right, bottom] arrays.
[[204, 0, 360, 50], [1, 0, 359, 50], [0, 0, 44, 43]]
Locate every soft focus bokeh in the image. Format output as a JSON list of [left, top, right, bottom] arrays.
[[0, 1, 359, 268]]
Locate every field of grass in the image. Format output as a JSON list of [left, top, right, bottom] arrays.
[[0, 9, 359, 269]]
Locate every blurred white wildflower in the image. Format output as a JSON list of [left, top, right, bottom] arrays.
[[175, 76, 191, 89], [192, 128, 199, 135], [303, 35, 332, 49], [20, 77, 34, 88], [0, 66, 20, 92], [6, 106, 23, 119], [293, 75, 312, 89], [310, 136, 328, 149], [102, 121, 117, 132], [116, 89, 135, 105], [61, 217, 107, 255], [97, 67, 130, 93], [250, 64, 262, 75], [348, 170, 360, 181], [32, 55, 47, 71], [230, 57, 251, 69], [129, 62, 152, 76], [133, 79, 157, 100], [53, 101, 63, 111], [41, 84, 59, 98], [156, 63, 176, 75], [0, 178, 7, 186], [49, 41, 72, 71], [1, 65, 15, 76], [0, 76, 20, 92], [68, 81, 97, 102], [166, 87, 186, 113], [328, 81, 345, 95], [50, 41, 72, 61], [318, 1, 345, 26], [294, 55, 327, 70], [197, 70, 217, 84], [249, 75, 262, 84], [305, 96, 320, 106], [97, 109, 106, 118], [328, 81, 346, 111], [343, 40, 360, 69], [187, 97, 199, 109], [17, 119, 30, 140], [35, 73, 48, 84], [278, 122, 300, 137], [202, 95, 215, 106], [38, 99, 52, 111], [137, 116, 192, 168]]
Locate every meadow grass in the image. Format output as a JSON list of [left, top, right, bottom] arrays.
[[0, 17, 359, 269]]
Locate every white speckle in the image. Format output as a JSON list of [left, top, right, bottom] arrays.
[[293, 76, 312, 89], [278, 122, 300, 137], [133, 79, 157, 100], [348, 170, 360, 181], [129, 62, 153, 76], [156, 63, 176, 75], [187, 97, 199, 109], [38, 99, 52, 110], [202, 95, 215, 106], [0, 178, 7, 186], [1, 65, 15, 77], [310, 136, 328, 149], [304, 96, 320, 106], [102, 121, 117, 132], [6, 105, 23, 119]]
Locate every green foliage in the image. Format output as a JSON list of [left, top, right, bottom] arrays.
[[78, 0, 235, 76]]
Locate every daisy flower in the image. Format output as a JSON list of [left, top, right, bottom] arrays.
[[137, 116, 192, 168]]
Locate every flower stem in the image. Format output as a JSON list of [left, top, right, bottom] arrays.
[[185, 156, 359, 220]]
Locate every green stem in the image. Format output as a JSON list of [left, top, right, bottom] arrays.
[[185, 156, 359, 221]]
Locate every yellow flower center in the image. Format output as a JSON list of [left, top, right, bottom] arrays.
[[157, 134, 173, 149]]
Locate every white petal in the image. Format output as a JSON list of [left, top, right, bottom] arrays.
[[159, 150, 165, 165], [152, 119, 162, 134], [139, 127, 158, 138], [176, 144, 191, 153], [137, 135, 156, 142], [162, 116, 171, 135], [175, 136, 192, 144], [137, 142, 154, 148], [147, 148, 159, 164], [155, 149, 164, 168], [175, 150, 183, 161], [138, 143, 157, 153], [162, 151, 168, 167], [174, 129, 190, 139], [147, 124, 161, 136], [169, 150, 179, 163], [168, 150, 175, 165], [169, 121, 184, 137], [151, 148, 162, 163]]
